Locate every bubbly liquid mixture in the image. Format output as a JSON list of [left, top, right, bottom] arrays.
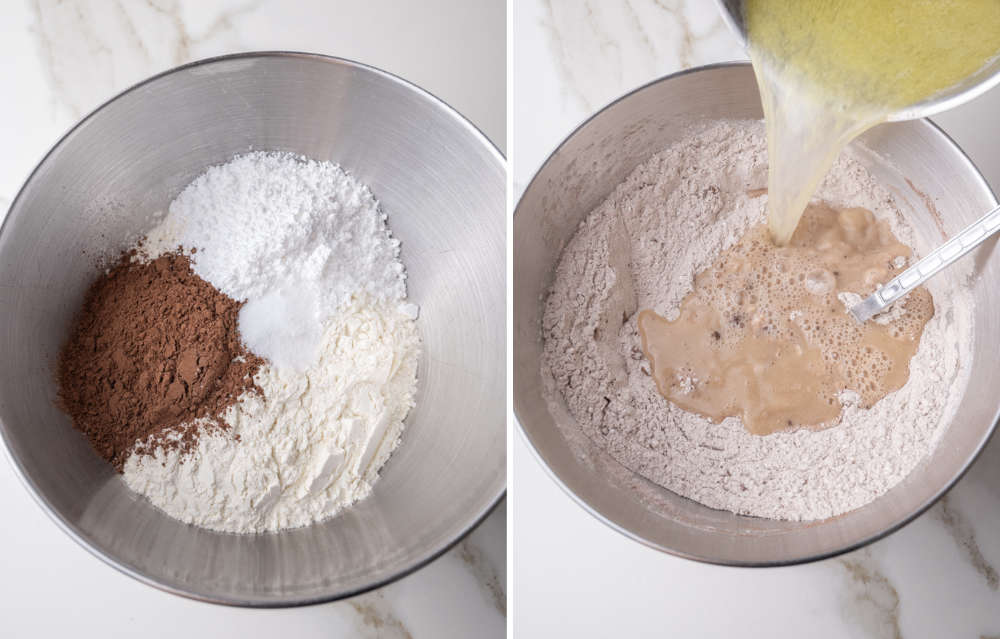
[[744, 0, 1000, 244], [638, 204, 933, 435]]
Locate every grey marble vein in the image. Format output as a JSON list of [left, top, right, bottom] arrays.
[[113, 0, 155, 63], [934, 494, 999, 591], [30, 0, 113, 118], [29, 0, 262, 119], [457, 536, 507, 616], [537, 0, 740, 117], [623, 0, 659, 68], [580, 0, 623, 87], [538, 0, 599, 113], [347, 591, 414, 639], [650, 0, 695, 68], [837, 550, 902, 639], [139, 0, 264, 65]]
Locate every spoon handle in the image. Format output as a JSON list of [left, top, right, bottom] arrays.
[[850, 203, 1000, 323]]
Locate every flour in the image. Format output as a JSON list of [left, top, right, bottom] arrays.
[[541, 120, 973, 521], [145, 152, 407, 370], [123, 297, 420, 533]]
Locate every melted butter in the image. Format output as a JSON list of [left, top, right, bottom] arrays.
[[743, 0, 1000, 244], [638, 203, 933, 435]]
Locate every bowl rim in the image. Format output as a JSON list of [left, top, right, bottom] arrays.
[[513, 60, 1000, 567], [0, 50, 506, 608]]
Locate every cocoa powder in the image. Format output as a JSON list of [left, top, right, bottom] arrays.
[[57, 252, 263, 471]]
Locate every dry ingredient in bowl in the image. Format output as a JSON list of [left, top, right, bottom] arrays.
[[58, 152, 420, 533], [541, 120, 972, 521]]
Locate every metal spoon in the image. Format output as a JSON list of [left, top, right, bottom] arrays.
[[850, 203, 1000, 323]]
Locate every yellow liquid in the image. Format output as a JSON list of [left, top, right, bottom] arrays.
[[744, 0, 1000, 244]]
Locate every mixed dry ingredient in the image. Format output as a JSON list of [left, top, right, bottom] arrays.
[[542, 120, 972, 521], [58, 152, 420, 533]]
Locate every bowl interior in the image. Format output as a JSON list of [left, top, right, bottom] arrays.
[[0, 53, 505, 604], [513, 63, 999, 565]]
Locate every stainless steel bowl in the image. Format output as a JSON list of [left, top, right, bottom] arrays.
[[513, 63, 999, 565], [0, 53, 505, 605], [715, 0, 1000, 121]]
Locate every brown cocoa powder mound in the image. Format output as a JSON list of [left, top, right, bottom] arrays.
[[57, 252, 263, 471]]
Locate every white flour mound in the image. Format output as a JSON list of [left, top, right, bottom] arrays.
[[145, 152, 407, 371], [541, 120, 973, 521], [123, 297, 420, 533]]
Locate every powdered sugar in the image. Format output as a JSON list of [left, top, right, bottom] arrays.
[[541, 120, 972, 521], [145, 152, 406, 370]]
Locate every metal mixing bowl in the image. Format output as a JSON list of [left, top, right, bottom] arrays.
[[514, 63, 1000, 566], [0, 53, 505, 605], [716, 0, 1000, 122]]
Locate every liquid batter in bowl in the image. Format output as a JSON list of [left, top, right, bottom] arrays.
[[639, 203, 933, 436]]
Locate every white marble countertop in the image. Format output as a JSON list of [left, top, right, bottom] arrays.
[[514, 2, 1000, 637], [0, 1, 504, 636]]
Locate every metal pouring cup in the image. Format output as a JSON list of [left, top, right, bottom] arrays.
[[715, 0, 1000, 121]]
